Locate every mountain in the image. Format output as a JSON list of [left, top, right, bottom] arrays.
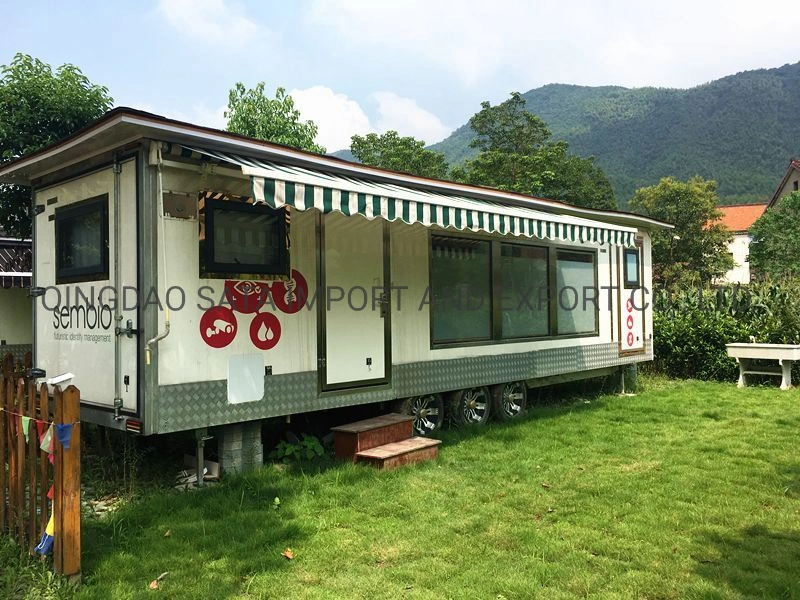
[[331, 148, 355, 162], [431, 62, 800, 205]]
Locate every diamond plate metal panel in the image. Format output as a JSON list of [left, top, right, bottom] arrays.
[[152, 340, 652, 433], [156, 371, 395, 434]]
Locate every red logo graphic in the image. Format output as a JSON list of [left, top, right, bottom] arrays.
[[225, 280, 270, 314], [627, 332, 635, 347], [272, 269, 309, 315], [626, 298, 633, 312], [250, 312, 281, 350], [200, 306, 238, 348], [626, 315, 634, 329]]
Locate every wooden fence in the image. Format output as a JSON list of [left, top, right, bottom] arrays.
[[0, 352, 81, 580]]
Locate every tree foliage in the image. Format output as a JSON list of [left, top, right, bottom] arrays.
[[451, 92, 617, 210], [350, 130, 448, 179], [749, 191, 800, 279], [0, 53, 113, 238], [225, 83, 325, 154], [629, 176, 733, 284]]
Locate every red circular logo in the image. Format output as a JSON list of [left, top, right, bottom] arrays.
[[626, 315, 634, 329], [271, 269, 309, 315], [200, 306, 237, 348], [627, 332, 635, 347], [250, 312, 282, 350], [626, 299, 633, 312], [224, 280, 270, 314]]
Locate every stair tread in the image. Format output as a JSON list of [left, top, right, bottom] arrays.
[[356, 437, 441, 459], [331, 413, 414, 434]]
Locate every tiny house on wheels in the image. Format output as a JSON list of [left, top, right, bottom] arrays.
[[0, 108, 669, 471]]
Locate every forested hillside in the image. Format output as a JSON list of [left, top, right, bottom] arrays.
[[431, 62, 800, 205]]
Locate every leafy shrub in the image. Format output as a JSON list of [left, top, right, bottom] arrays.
[[652, 279, 800, 381], [269, 434, 326, 463]]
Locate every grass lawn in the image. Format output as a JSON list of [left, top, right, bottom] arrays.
[[7, 377, 800, 599]]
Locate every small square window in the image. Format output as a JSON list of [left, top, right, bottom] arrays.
[[623, 247, 640, 287], [55, 194, 109, 284], [200, 198, 288, 278]]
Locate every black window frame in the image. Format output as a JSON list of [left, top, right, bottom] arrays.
[[623, 247, 641, 287], [201, 198, 289, 278], [428, 230, 601, 348], [55, 194, 110, 284]]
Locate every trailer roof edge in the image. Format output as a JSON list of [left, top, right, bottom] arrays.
[[0, 107, 672, 231]]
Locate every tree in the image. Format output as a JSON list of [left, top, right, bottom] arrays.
[[451, 92, 617, 210], [225, 83, 325, 154], [629, 176, 733, 284], [0, 54, 113, 238], [350, 131, 448, 179], [749, 191, 800, 279]]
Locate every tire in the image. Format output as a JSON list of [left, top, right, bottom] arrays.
[[397, 394, 445, 435], [491, 381, 527, 421], [449, 387, 491, 427]]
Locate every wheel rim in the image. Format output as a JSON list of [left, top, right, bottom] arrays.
[[461, 388, 489, 423], [500, 382, 525, 418], [409, 395, 442, 435]]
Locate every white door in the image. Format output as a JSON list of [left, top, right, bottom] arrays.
[[619, 243, 645, 354], [321, 213, 389, 389]]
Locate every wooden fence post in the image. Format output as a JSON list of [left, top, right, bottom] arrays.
[[53, 384, 81, 581]]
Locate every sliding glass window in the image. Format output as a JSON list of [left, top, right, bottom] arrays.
[[555, 250, 597, 335], [499, 243, 549, 338], [430, 236, 491, 343]]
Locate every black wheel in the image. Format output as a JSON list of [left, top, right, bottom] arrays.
[[449, 387, 491, 427], [397, 394, 445, 435], [491, 381, 527, 421]]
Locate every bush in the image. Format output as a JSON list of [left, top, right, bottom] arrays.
[[652, 279, 800, 381]]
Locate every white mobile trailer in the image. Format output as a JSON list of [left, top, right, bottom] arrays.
[[0, 108, 670, 444]]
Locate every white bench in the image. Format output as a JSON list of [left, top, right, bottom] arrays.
[[726, 343, 800, 390]]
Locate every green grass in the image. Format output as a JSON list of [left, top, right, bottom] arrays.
[[0, 536, 76, 599], [8, 378, 800, 598]]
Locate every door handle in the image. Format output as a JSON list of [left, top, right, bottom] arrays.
[[376, 293, 389, 318]]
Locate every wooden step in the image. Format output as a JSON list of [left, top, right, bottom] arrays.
[[331, 414, 415, 460], [355, 437, 442, 470]]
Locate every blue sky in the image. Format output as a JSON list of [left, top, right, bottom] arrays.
[[2, 1, 798, 151]]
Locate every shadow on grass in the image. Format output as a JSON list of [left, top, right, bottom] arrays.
[[79, 461, 376, 597], [434, 377, 616, 449], [694, 524, 800, 598]]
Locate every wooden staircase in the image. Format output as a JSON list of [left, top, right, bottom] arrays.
[[331, 413, 441, 470]]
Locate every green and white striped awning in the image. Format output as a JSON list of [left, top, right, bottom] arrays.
[[184, 147, 637, 247]]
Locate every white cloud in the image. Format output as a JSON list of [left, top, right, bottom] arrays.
[[289, 86, 374, 151], [370, 92, 451, 144], [289, 86, 452, 151], [306, 0, 800, 89], [158, 0, 257, 43]]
